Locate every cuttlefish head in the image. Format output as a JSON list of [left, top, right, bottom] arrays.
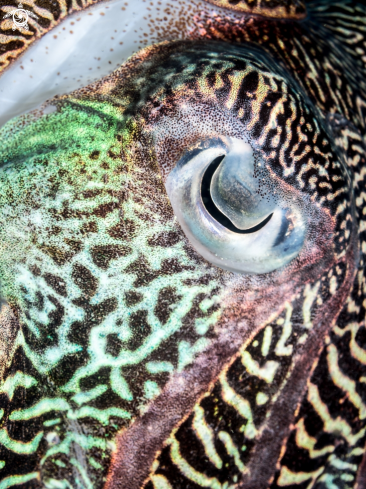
[[0, 10, 360, 489], [95, 38, 354, 286]]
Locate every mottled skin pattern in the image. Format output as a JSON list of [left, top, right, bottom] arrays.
[[0, 1, 365, 489]]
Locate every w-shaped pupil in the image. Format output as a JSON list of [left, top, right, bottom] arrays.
[[201, 155, 272, 234]]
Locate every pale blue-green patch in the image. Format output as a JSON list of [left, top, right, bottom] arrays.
[[193, 405, 222, 469], [340, 474, 354, 482], [256, 392, 269, 406], [150, 474, 175, 489], [0, 472, 39, 489], [261, 326, 273, 357], [169, 436, 233, 489], [110, 367, 133, 401], [144, 380, 160, 399], [54, 460, 66, 468], [71, 385, 108, 406], [218, 431, 245, 472], [0, 371, 37, 400], [9, 398, 70, 421], [0, 461, 5, 470], [199, 296, 220, 313], [89, 457, 103, 470], [0, 429, 43, 454], [328, 454, 357, 472], [221, 374, 258, 439], [195, 310, 221, 336], [67, 406, 131, 425], [146, 361, 174, 374], [318, 473, 342, 489], [44, 418, 61, 427], [44, 479, 73, 489], [177, 338, 211, 372]]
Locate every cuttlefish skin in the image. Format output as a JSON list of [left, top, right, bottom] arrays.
[[0, 1, 365, 489]]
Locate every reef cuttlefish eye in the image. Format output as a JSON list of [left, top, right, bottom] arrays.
[[0, 1, 365, 489]]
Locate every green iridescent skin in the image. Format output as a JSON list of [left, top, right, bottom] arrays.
[[0, 99, 226, 487]]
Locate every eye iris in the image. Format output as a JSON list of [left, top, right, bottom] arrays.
[[165, 136, 306, 274], [201, 155, 273, 234]]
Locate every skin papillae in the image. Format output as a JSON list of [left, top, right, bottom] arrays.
[[0, 1, 365, 489]]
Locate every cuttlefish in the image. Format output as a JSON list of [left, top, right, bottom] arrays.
[[0, 1, 365, 488]]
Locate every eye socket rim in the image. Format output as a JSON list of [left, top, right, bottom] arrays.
[[166, 137, 306, 275]]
